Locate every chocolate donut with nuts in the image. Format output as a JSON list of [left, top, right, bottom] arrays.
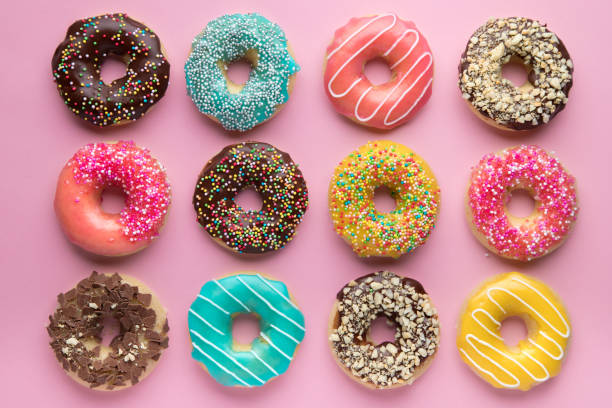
[[459, 17, 573, 131], [328, 271, 440, 389]]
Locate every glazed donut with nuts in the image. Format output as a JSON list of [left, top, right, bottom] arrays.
[[459, 17, 573, 130], [328, 271, 440, 389]]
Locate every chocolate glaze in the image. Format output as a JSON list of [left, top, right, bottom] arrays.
[[52, 13, 170, 127], [330, 271, 439, 387], [458, 17, 573, 130], [193, 142, 308, 254], [336, 271, 426, 302]]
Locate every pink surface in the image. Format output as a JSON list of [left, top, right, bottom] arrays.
[[0, 0, 610, 406]]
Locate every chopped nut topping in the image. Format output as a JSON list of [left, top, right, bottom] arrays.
[[330, 271, 440, 388], [459, 17, 573, 129]]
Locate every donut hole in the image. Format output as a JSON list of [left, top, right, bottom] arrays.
[[220, 49, 258, 93], [364, 57, 393, 86], [100, 315, 121, 346], [234, 186, 263, 212], [501, 56, 534, 91], [226, 59, 252, 86], [100, 54, 128, 85], [499, 316, 528, 347], [232, 313, 261, 348], [100, 186, 127, 214], [504, 188, 537, 219], [373, 186, 397, 213], [367, 315, 398, 345]]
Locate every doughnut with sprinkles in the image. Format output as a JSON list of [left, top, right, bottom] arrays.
[[52, 13, 170, 127], [185, 13, 299, 131], [466, 145, 578, 261], [329, 140, 440, 258], [54, 141, 171, 257], [193, 142, 308, 254], [459, 17, 573, 130]]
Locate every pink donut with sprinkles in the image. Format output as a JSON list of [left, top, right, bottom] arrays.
[[54, 141, 171, 256], [324, 13, 433, 130], [467, 145, 578, 261]]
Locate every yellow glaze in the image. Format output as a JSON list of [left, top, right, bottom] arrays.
[[457, 272, 570, 391], [328, 140, 440, 258]]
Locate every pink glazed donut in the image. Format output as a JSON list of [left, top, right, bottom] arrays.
[[54, 141, 171, 256], [466, 145, 578, 261], [323, 13, 433, 130]]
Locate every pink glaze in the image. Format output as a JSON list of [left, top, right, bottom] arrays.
[[467, 145, 578, 261], [54, 141, 171, 256], [324, 13, 433, 130]]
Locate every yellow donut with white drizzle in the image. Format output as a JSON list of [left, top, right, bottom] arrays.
[[457, 272, 570, 391]]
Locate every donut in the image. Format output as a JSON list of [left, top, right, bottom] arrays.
[[185, 13, 299, 131], [52, 13, 170, 127], [193, 142, 308, 254], [457, 272, 570, 391], [54, 141, 171, 257], [323, 13, 433, 130], [466, 145, 578, 261], [329, 140, 440, 258], [188, 273, 305, 387], [328, 271, 440, 389], [47, 271, 169, 390], [459, 17, 573, 131]]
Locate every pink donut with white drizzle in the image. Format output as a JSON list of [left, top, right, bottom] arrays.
[[54, 141, 171, 256], [323, 13, 433, 130], [466, 145, 578, 261]]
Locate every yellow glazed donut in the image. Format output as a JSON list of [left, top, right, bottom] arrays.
[[457, 272, 570, 391], [329, 140, 440, 258]]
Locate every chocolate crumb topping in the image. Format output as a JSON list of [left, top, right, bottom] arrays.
[[329, 271, 439, 388], [459, 17, 573, 130], [47, 271, 169, 390]]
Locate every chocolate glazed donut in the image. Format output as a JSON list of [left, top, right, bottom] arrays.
[[52, 13, 170, 127], [328, 271, 440, 389], [193, 142, 309, 254], [458, 17, 573, 131]]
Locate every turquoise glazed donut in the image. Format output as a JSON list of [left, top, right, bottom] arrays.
[[188, 273, 305, 387], [185, 13, 300, 131]]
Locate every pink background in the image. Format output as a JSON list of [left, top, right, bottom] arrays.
[[1, 0, 610, 406]]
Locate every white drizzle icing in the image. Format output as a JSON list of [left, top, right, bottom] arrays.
[[326, 13, 433, 125], [459, 276, 570, 389]]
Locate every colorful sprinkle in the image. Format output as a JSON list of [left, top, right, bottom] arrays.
[[69, 141, 171, 242], [52, 13, 170, 127], [467, 145, 578, 261], [329, 141, 440, 258], [193, 142, 308, 253]]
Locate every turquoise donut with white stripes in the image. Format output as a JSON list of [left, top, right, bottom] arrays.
[[188, 273, 305, 387]]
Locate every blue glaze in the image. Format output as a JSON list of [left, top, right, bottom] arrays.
[[185, 13, 300, 131], [188, 274, 305, 387]]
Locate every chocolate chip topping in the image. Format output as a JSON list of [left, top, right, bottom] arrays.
[[47, 272, 169, 390], [329, 271, 440, 388], [459, 17, 573, 130]]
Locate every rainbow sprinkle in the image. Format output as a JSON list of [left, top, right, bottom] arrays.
[[193, 142, 308, 253], [467, 145, 578, 261], [329, 141, 440, 258], [69, 141, 171, 241], [52, 13, 170, 126]]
